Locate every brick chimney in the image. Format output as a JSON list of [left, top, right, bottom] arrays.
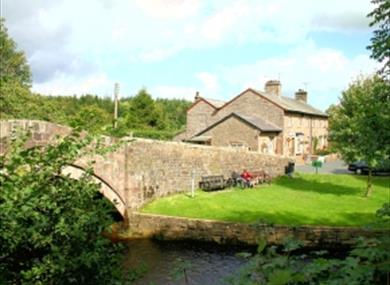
[[295, 89, 307, 103], [265, 80, 281, 97], [194, 91, 200, 101]]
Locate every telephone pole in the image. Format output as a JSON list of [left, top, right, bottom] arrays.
[[113, 83, 119, 129]]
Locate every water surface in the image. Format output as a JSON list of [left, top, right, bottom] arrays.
[[123, 239, 252, 285]]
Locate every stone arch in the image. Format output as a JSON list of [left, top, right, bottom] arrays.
[[61, 165, 126, 218], [0, 120, 127, 218]]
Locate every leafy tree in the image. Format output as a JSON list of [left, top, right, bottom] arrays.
[[125, 88, 159, 128], [155, 98, 191, 130], [69, 105, 112, 133], [0, 132, 130, 284], [329, 75, 390, 196], [0, 18, 31, 87], [367, 0, 390, 77]]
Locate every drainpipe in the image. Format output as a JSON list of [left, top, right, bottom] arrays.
[[309, 117, 313, 155]]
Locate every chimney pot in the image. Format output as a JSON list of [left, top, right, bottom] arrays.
[[194, 91, 200, 101]]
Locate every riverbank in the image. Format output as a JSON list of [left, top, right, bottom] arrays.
[[116, 212, 386, 248], [141, 173, 389, 227]]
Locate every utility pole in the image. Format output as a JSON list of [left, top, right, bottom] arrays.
[[113, 83, 119, 129]]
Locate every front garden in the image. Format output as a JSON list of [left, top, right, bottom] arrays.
[[141, 173, 389, 227]]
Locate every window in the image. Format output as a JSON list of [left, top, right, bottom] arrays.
[[268, 136, 275, 154], [295, 134, 304, 154], [230, 142, 246, 149], [259, 136, 275, 154]]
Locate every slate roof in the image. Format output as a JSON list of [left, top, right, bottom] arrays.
[[236, 113, 282, 132], [189, 88, 328, 117], [202, 97, 226, 108], [253, 89, 327, 117], [194, 112, 282, 138]]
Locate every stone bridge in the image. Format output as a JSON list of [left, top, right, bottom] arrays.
[[0, 120, 291, 219]]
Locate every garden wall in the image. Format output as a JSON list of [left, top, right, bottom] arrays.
[[124, 139, 291, 209]]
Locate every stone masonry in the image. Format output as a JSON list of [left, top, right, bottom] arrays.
[[1, 120, 291, 216], [179, 81, 329, 158], [125, 212, 384, 248]]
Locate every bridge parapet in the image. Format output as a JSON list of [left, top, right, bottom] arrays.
[[0, 120, 72, 153], [0, 120, 128, 218]]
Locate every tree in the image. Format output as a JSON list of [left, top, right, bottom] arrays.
[[0, 18, 32, 87], [125, 88, 160, 129], [329, 75, 390, 196], [367, 0, 390, 78], [0, 132, 129, 284], [69, 105, 112, 134]]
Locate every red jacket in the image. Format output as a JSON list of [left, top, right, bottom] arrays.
[[241, 171, 252, 181]]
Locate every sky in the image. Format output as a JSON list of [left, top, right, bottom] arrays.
[[1, 0, 380, 111]]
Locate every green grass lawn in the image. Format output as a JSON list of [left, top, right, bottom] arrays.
[[141, 173, 389, 227]]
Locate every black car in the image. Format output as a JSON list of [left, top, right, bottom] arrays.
[[348, 160, 390, 175]]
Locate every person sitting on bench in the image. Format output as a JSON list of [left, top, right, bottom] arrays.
[[240, 169, 253, 188]]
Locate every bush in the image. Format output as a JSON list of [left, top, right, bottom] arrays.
[[229, 204, 390, 285], [314, 148, 332, 156], [131, 128, 177, 140], [0, 132, 130, 284]]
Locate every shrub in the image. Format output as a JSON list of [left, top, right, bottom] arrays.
[[0, 132, 130, 284]]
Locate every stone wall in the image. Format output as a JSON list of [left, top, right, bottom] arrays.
[[125, 212, 384, 247], [123, 139, 291, 209], [283, 114, 329, 156], [185, 100, 216, 139], [217, 90, 285, 129], [0, 120, 291, 213], [0, 120, 72, 153], [201, 116, 260, 150]]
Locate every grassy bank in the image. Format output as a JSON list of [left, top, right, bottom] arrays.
[[141, 173, 389, 227]]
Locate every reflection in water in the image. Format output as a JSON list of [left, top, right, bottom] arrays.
[[123, 239, 252, 285]]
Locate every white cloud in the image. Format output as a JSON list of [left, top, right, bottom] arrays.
[[32, 72, 114, 96], [220, 41, 380, 109], [3, 0, 377, 101], [150, 85, 197, 100], [150, 71, 219, 100], [134, 0, 200, 19], [199, 1, 250, 43], [139, 46, 182, 62], [196, 72, 219, 93]]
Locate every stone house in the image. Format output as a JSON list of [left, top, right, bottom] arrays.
[[174, 80, 329, 157]]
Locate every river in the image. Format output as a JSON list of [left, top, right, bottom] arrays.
[[123, 239, 254, 285]]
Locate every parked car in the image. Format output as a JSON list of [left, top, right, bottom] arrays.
[[348, 160, 390, 175]]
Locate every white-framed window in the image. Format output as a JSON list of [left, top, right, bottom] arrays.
[[259, 136, 275, 154], [268, 136, 275, 154], [295, 134, 304, 155], [230, 141, 246, 149]]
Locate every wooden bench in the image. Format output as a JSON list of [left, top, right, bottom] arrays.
[[251, 170, 272, 185], [199, 175, 227, 191]]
